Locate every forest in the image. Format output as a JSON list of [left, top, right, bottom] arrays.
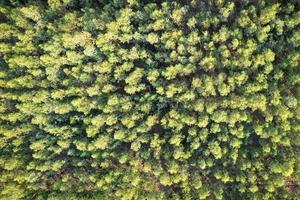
[[0, 0, 299, 199]]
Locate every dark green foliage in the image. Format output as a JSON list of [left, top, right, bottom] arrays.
[[0, 0, 299, 199]]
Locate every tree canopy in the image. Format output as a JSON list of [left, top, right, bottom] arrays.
[[0, 0, 299, 199]]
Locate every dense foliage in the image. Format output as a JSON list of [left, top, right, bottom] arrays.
[[0, 0, 299, 199]]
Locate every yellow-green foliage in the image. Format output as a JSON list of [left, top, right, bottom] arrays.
[[0, 0, 299, 199]]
